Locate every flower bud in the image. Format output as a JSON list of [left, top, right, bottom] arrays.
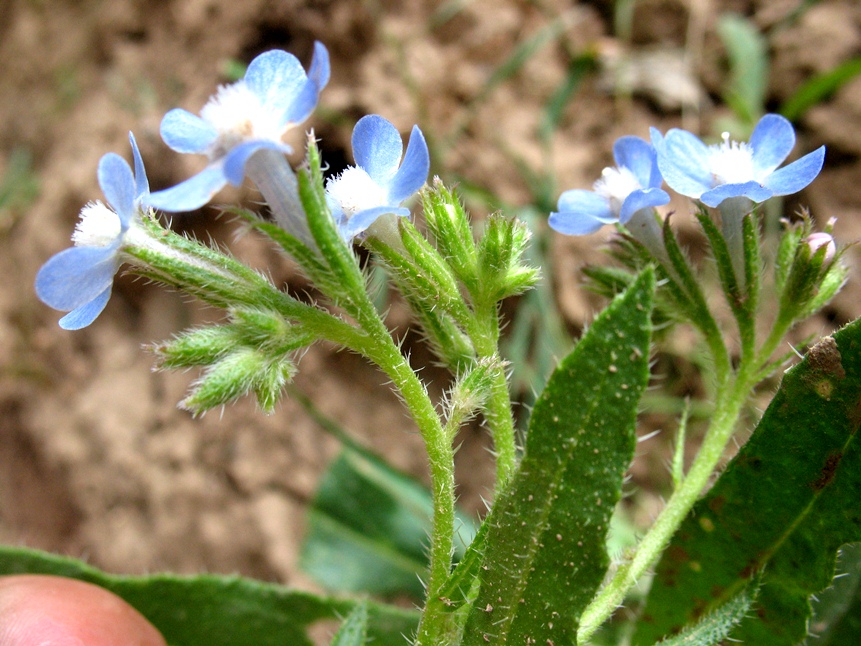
[[804, 232, 836, 263]]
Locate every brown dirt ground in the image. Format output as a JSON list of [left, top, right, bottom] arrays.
[[0, 0, 859, 604]]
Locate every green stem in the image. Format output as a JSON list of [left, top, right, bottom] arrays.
[[370, 336, 456, 645], [578, 305, 796, 642], [343, 294, 455, 645], [471, 301, 517, 490]]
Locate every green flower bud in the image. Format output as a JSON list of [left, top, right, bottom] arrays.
[[181, 347, 297, 415], [476, 213, 539, 304], [422, 179, 479, 292]]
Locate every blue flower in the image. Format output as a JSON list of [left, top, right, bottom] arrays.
[[549, 136, 670, 236], [325, 114, 430, 240], [148, 43, 330, 213], [651, 113, 825, 208], [36, 134, 149, 330]]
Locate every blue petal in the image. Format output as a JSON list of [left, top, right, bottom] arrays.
[[147, 165, 227, 212], [656, 129, 713, 198], [35, 246, 118, 311], [222, 140, 292, 186], [387, 125, 430, 204], [309, 41, 331, 91], [556, 190, 614, 220], [59, 287, 112, 330], [750, 114, 795, 176], [339, 205, 410, 240], [129, 132, 149, 199], [548, 211, 611, 236], [763, 146, 825, 197], [284, 43, 330, 125], [613, 136, 656, 189], [700, 181, 772, 207], [648, 127, 668, 188], [161, 109, 218, 154], [98, 153, 136, 226], [352, 115, 403, 185], [619, 188, 670, 224], [550, 190, 615, 235], [245, 50, 306, 123]]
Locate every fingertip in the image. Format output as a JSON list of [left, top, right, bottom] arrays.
[[0, 575, 166, 646]]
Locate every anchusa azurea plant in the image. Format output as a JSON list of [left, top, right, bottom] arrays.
[[18, 42, 861, 646]]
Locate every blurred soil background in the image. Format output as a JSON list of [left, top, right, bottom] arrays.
[[0, 0, 859, 596]]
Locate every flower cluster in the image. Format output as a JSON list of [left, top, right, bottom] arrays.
[[36, 43, 430, 329], [549, 113, 839, 340], [651, 114, 824, 208], [551, 114, 825, 240]]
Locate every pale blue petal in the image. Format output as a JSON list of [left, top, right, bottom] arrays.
[[246, 50, 306, 122], [352, 115, 403, 184], [648, 128, 668, 188], [619, 188, 670, 224], [147, 166, 227, 212], [387, 125, 430, 204], [35, 246, 118, 311], [98, 153, 136, 226], [656, 129, 713, 198], [59, 287, 112, 330], [613, 136, 655, 188], [548, 211, 611, 236], [222, 140, 292, 186], [309, 41, 331, 91], [700, 181, 772, 207], [763, 146, 825, 196], [750, 114, 795, 176], [284, 42, 330, 125], [129, 132, 149, 199], [160, 109, 217, 154], [550, 190, 615, 235], [556, 190, 614, 220], [339, 205, 410, 240]]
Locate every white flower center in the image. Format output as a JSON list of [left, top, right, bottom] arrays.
[[708, 132, 756, 186], [593, 166, 642, 214], [325, 167, 388, 219], [72, 201, 122, 247], [200, 81, 285, 157]]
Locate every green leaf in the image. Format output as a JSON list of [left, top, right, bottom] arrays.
[[717, 13, 768, 126], [781, 57, 861, 122], [654, 586, 755, 645], [300, 445, 477, 599], [633, 319, 861, 644], [330, 600, 370, 646], [461, 268, 654, 644], [0, 545, 417, 646]]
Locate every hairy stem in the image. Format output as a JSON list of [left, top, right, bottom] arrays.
[[470, 301, 517, 490]]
